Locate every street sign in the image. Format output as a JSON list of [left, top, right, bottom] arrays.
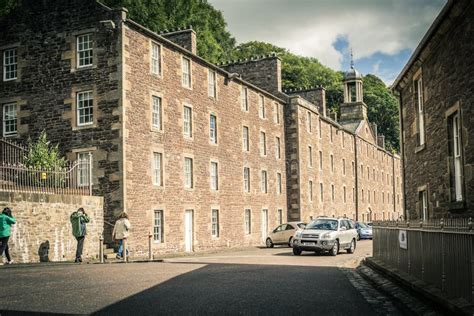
[[399, 230, 407, 249]]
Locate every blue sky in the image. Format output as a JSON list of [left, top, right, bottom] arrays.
[[209, 0, 447, 86]]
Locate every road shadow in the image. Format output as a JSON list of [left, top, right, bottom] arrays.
[[87, 262, 375, 315]]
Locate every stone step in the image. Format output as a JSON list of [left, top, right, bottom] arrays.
[[103, 248, 115, 255]]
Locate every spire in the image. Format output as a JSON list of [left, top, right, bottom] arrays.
[[350, 48, 354, 69]]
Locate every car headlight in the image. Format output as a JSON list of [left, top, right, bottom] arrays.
[[295, 231, 302, 238], [321, 232, 332, 239]]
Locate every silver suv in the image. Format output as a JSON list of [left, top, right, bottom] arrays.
[[292, 217, 357, 256]]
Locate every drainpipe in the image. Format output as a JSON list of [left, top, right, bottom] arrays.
[[354, 136, 359, 221]]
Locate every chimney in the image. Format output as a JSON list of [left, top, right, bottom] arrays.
[[285, 86, 326, 117], [370, 123, 378, 138], [220, 54, 282, 95], [161, 28, 197, 54], [377, 135, 385, 149]]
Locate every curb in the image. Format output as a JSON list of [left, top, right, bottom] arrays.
[[363, 257, 474, 316]]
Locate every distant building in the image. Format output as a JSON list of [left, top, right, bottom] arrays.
[[393, 0, 474, 219], [0, 0, 402, 256]]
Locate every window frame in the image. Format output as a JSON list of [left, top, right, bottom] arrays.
[[261, 170, 268, 193], [242, 126, 249, 152], [208, 69, 217, 98], [211, 209, 219, 237], [245, 209, 251, 234], [76, 91, 94, 127], [210, 161, 219, 191], [181, 56, 192, 88], [152, 152, 163, 187], [243, 167, 251, 193], [151, 95, 162, 131], [76, 151, 92, 187], [2, 102, 17, 137], [184, 157, 194, 189], [3, 48, 17, 81], [183, 105, 193, 138], [151, 42, 162, 76], [76, 34, 93, 68], [241, 87, 248, 111], [209, 114, 217, 144], [260, 131, 266, 156], [153, 210, 164, 243]]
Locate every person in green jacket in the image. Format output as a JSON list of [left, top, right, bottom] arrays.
[[0, 207, 16, 265], [70, 208, 90, 263]]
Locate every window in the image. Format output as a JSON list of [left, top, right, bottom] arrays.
[[212, 209, 219, 237], [319, 120, 322, 138], [151, 42, 161, 75], [360, 164, 364, 177], [449, 112, 463, 201], [77, 34, 93, 67], [309, 181, 313, 201], [261, 170, 267, 193], [319, 151, 323, 170], [320, 183, 324, 202], [152, 152, 163, 186], [2, 103, 17, 136], [367, 167, 370, 180], [153, 210, 163, 242], [260, 131, 266, 156], [274, 103, 280, 124], [277, 172, 282, 195], [330, 154, 334, 173], [3, 48, 17, 81], [374, 191, 376, 203], [244, 167, 250, 192], [259, 95, 265, 119], [243, 126, 249, 151], [77, 91, 93, 126], [307, 111, 312, 132], [352, 161, 355, 177], [77, 152, 91, 187], [183, 106, 192, 137], [361, 189, 364, 202], [342, 159, 346, 176], [184, 157, 193, 188], [210, 161, 218, 190], [419, 190, 428, 220], [245, 209, 251, 234], [241, 87, 248, 111], [343, 186, 346, 203], [373, 168, 376, 181], [353, 187, 355, 203], [275, 137, 281, 159], [308, 146, 313, 167], [182, 57, 191, 88], [342, 132, 345, 148], [278, 209, 283, 225], [414, 76, 425, 146], [208, 70, 217, 98], [152, 96, 162, 130], [330, 126, 333, 143], [210, 114, 217, 144], [368, 190, 371, 203], [331, 184, 335, 202]]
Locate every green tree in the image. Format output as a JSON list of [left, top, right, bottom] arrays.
[[24, 131, 68, 169]]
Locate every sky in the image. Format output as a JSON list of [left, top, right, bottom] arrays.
[[208, 0, 447, 86]]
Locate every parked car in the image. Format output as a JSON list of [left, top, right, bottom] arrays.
[[355, 222, 373, 240], [292, 217, 358, 256], [266, 222, 306, 248]]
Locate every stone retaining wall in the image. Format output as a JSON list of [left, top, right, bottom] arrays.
[[0, 192, 103, 263]]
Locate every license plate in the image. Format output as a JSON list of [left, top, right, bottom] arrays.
[[303, 242, 316, 246]]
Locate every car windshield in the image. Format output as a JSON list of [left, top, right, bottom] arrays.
[[297, 223, 306, 229], [358, 222, 368, 228], [305, 219, 338, 231]]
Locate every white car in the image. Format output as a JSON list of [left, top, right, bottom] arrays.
[[266, 222, 306, 248], [292, 217, 358, 256]]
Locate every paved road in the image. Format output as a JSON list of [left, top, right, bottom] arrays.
[[0, 240, 397, 315]]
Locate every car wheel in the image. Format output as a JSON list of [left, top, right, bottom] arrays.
[[266, 238, 274, 248], [288, 237, 293, 248], [330, 240, 339, 256], [347, 239, 356, 254], [293, 247, 302, 255]]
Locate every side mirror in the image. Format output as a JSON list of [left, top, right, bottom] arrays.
[[340, 226, 347, 231]]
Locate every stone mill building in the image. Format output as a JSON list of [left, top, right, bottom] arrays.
[[0, 0, 402, 256]]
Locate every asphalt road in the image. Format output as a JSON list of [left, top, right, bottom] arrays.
[[0, 241, 383, 315]]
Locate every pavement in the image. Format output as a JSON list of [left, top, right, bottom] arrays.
[[0, 240, 441, 315]]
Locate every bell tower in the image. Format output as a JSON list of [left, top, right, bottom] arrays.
[[339, 52, 368, 123]]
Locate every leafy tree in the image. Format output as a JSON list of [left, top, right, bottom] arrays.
[[23, 131, 68, 169]]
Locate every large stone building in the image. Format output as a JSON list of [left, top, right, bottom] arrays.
[[393, 0, 473, 219], [0, 0, 402, 256]]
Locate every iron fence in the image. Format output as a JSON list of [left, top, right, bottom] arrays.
[[373, 219, 474, 304], [0, 159, 92, 196], [0, 137, 27, 165]]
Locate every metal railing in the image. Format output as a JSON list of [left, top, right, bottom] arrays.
[[0, 137, 27, 165], [373, 219, 474, 304], [0, 159, 92, 196]]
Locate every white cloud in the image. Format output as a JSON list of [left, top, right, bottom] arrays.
[[209, 0, 446, 70]]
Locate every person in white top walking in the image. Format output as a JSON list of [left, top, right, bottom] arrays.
[[112, 212, 131, 259]]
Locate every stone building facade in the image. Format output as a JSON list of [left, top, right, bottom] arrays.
[[0, 0, 402, 255], [393, 0, 474, 219]]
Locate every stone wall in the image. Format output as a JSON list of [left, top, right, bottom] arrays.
[[396, 0, 474, 218], [0, 192, 103, 263]]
